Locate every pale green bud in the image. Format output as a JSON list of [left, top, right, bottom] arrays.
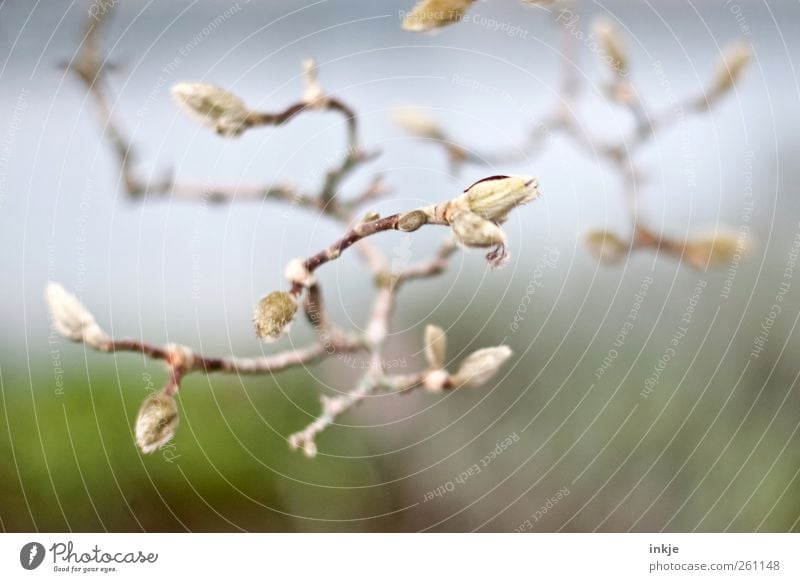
[[171, 82, 251, 137], [45, 282, 110, 349], [253, 291, 298, 342], [452, 346, 512, 388]]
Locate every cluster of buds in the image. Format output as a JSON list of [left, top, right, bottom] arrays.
[[422, 175, 540, 268], [421, 324, 512, 391], [584, 227, 747, 270], [170, 82, 253, 137], [45, 282, 111, 350]]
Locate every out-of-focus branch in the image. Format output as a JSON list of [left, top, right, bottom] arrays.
[[393, 6, 752, 269]]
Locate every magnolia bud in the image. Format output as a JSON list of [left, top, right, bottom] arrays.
[[593, 18, 628, 75], [397, 210, 428, 232], [683, 230, 746, 270], [284, 259, 315, 288], [585, 230, 629, 264], [391, 106, 443, 138], [302, 58, 324, 105], [458, 175, 540, 223], [135, 393, 179, 454], [253, 291, 298, 342], [449, 210, 506, 248], [424, 324, 447, 369], [402, 0, 473, 32], [170, 82, 251, 137], [711, 41, 751, 97], [452, 346, 512, 388], [45, 282, 110, 349]]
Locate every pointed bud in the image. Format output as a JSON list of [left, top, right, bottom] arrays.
[[284, 259, 315, 288], [170, 82, 251, 137], [302, 58, 325, 105], [457, 175, 540, 223], [424, 324, 447, 369], [391, 106, 443, 139], [452, 346, 512, 388], [711, 41, 751, 97], [135, 392, 179, 454], [593, 18, 628, 75], [449, 210, 506, 248], [45, 282, 110, 349], [397, 210, 428, 232], [253, 291, 298, 342], [684, 229, 747, 270], [402, 0, 473, 32], [585, 230, 629, 264]]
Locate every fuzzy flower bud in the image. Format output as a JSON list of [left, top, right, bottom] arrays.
[[135, 392, 179, 454], [711, 41, 751, 97], [253, 291, 298, 342], [593, 18, 629, 75], [302, 58, 325, 105], [284, 259, 315, 288], [585, 230, 629, 264], [170, 82, 251, 137], [683, 229, 747, 270], [424, 324, 447, 369], [45, 282, 110, 349], [452, 346, 512, 388], [402, 0, 473, 32], [449, 210, 507, 248], [391, 106, 443, 139], [457, 175, 540, 223]]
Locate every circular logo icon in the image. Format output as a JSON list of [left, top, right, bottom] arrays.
[[19, 542, 45, 570]]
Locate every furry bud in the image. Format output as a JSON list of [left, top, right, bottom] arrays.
[[135, 393, 179, 454], [449, 210, 506, 248], [458, 175, 539, 223], [171, 82, 251, 137], [402, 0, 473, 32], [452, 346, 512, 388], [253, 291, 298, 342], [397, 210, 428, 232], [391, 106, 443, 138], [45, 282, 110, 349], [302, 58, 324, 105]]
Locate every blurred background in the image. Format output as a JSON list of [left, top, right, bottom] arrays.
[[1, 0, 799, 532]]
